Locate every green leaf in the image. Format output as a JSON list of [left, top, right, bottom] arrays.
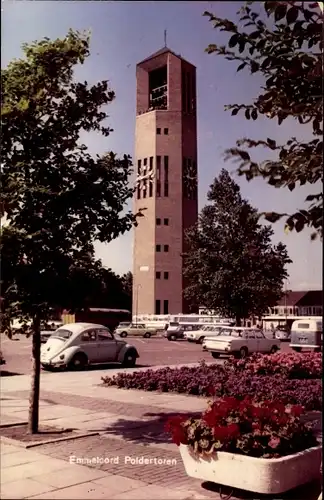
[[250, 61, 259, 73], [231, 108, 239, 116], [237, 62, 247, 72], [264, 212, 283, 223], [267, 138, 277, 149], [251, 109, 257, 120], [239, 151, 250, 161], [238, 40, 246, 53], [287, 183, 295, 191], [229, 34, 239, 48], [275, 3, 287, 21], [249, 31, 260, 40], [295, 217, 305, 233], [286, 6, 299, 24], [245, 109, 250, 120]]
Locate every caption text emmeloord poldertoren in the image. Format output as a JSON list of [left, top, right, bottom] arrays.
[[69, 455, 177, 466]]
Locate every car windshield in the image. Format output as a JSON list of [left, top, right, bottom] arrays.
[[220, 329, 242, 337], [52, 329, 73, 341], [169, 322, 179, 327]]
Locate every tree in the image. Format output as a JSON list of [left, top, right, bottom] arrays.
[[88, 268, 132, 311], [1, 30, 141, 433], [183, 169, 291, 325], [120, 271, 133, 309], [204, 1, 323, 238]]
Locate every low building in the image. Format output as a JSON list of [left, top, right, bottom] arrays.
[[267, 290, 322, 318]]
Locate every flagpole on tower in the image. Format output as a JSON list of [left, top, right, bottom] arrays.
[[164, 30, 167, 47]]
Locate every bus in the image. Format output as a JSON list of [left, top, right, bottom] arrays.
[[132, 313, 234, 329]]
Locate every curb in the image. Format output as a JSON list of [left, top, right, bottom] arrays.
[[0, 431, 99, 449]]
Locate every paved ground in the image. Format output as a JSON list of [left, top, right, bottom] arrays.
[[1, 333, 290, 376], [1, 338, 315, 499], [0, 364, 322, 499]]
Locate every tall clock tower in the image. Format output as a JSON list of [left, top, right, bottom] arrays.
[[132, 47, 198, 316]]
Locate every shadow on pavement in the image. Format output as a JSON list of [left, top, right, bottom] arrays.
[[100, 410, 201, 445], [84, 363, 150, 372], [43, 363, 150, 373], [0, 370, 24, 377]]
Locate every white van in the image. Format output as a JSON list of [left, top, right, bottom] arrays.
[[290, 318, 322, 352]]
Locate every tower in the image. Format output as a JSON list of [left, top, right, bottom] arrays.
[[132, 47, 198, 316]]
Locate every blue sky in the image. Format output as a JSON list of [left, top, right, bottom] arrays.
[[2, 1, 322, 290]]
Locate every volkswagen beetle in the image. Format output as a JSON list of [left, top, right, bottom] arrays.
[[40, 323, 139, 370]]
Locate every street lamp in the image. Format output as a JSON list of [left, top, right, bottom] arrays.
[[135, 266, 149, 325], [135, 284, 141, 327]]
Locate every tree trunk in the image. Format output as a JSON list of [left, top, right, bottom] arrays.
[[28, 313, 41, 434], [235, 315, 241, 327]]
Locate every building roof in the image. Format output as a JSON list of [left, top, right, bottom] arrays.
[[137, 46, 195, 68], [277, 290, 322, 307], [297, 290, 323, 306]]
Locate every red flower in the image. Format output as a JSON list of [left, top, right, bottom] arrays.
[[227, 423, 240, 438], [164, 415, 187, 432], [268, 436, 281, 449], [165, 416, 188, 446], [207, 385, 216, 396], [290, 405, 304, 417], [171, 425, 188, 446], [213, 425, 230, 440]]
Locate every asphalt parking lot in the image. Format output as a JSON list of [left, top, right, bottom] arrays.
[[1, 334, 214, 375], [1, 332, 291, 376]]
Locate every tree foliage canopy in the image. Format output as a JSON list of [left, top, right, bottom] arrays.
[[183, 169, 291, 323], [1, 29, 139, 328], [204, 1, 323, 238]]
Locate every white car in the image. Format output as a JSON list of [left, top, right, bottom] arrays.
[[202, 327, 280, 359], [41, 323, 139, 370], [186, 325, 226, 344]]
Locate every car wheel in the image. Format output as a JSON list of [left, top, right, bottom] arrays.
[[41, 364, 51, 371], [123, 352, 136, 368], [68, 353, 88, 370], [196, 337, 205, 344], [239, 347, 248, 359], [270, 345, 278, 354], [120, 331, 128, 338], [212, 352, 220, 359], [143, 332, 151, 338], [170, 334, 177, 341]]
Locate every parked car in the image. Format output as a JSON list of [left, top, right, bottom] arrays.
[[290, 318, 322, 352], [41, 321, 64, 343], [202, 327, 280, 359], [275, 327, 291, 341], [165, 323, 204, 341], [186, 324, 232, 344], [40, 322, 139, 370], [114, 323, 157, 338]]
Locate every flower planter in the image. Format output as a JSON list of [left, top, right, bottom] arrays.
[[179, 444, 322, 495]]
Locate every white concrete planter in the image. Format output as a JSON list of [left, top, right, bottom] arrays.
[[179, 444, 322, 494]]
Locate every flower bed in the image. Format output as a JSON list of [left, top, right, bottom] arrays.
[[225, 352, 322, 379], [221, 374, 322, 411], [166, 397, 318, 458], [102, 362, 322, 411], [102, 363, 227, 396]]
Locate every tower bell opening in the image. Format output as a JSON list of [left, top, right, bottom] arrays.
[[149, 66, 167, 110]]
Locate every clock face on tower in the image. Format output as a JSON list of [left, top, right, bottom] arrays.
[[183, 158, 197, 199]]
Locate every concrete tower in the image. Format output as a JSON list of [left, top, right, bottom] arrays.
[[132, 47, 198, 316]]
